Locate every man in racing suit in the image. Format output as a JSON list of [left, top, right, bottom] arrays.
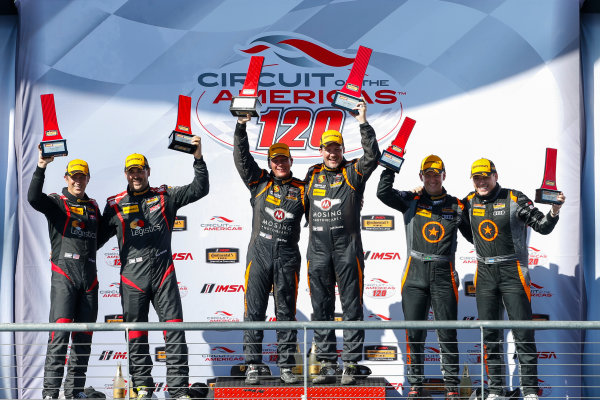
[[464, 158, 565, 400], [100, 136, 208, 399], [377, 155, 472, 400], [234, 114, 306, 385], [28, 152, 101, 400], [305, 100, 380, 385]]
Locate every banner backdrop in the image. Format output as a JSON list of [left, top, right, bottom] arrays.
[[14, 1, 583, 398], [0, 14, 18, 400]]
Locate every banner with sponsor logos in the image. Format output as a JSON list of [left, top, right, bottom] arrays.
[[14, 1, 582, 398]]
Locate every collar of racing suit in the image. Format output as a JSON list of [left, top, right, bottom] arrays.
[[476, 183, 501, 203], [422, 187, 447, 201], [270, 171, 293, 185], [61, 187, 90, 203], [322, 158, 348, 172], [127, 185, 150, 196]]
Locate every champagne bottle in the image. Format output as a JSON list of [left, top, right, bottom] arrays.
[[292, 343, 303, 375], [459, 363, 473, 399], [308, 342, 320, 379], [113, 362, 127, 399]]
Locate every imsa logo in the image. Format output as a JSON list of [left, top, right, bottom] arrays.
[[200, 283, 245, 293], [206, 248, 239, 263], [361, 215, 394, 231]]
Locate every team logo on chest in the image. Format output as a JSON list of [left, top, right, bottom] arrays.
[[314, 198, 341, 211], [265, 207, 295, 221], [478, 219, 498, 241], [422, 221, 445, 243]]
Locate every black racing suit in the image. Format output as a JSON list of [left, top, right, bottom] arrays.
[[304, 122, 380, 363], [464, 184, 559, 396], [100, 158, 209, 396], [233, 123, 306, 368], [28, 166, 101, 399], [377, 169, 472, 391]]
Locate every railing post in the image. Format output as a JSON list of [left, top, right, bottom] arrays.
[[126, 328, 131, 394], [480, 326, 484, 400], [302, 326, 307, 400]]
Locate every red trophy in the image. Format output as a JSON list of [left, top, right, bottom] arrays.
[[535, 148, 563, 204], [378, 117, 416, 173], [168, 95, 197, 154], [40, 94, 68, 157], [230, 56, 264, 117], [331, 45, 372, 114]]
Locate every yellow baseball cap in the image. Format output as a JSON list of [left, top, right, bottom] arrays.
[[124, 153, 149, 171], [320, 129, 344, 146], [65, 159, 89, 176], [268, 142, 291, 159], [420, 155, 445, 174], [471, 158, 496, 177]]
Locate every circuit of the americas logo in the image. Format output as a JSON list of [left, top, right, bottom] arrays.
[[205, 247, 239, 263], [361, 215, 394, 231], [201, 216, 243, 231], [194, 34, 407, 162]]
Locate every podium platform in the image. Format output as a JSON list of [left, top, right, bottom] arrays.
[[214, 376, 387, 399]]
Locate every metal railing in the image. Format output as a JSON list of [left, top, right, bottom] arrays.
[[0, 320, 596, 399]]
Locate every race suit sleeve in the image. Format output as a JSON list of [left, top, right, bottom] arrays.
[[233, 122, 267, 189], [27, 166, 60, 216], [169, 156, 210, 209], [457, 199, 474, 244], [354, 122, 381, 182], [376, 168, 413, 213], [97, 201, 117, 249], [514, 190, 559, 234]]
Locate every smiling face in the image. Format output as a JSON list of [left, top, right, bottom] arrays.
[[269, 155, 293, 179], [319, 143, 344, 169], [125, 167, 150, 192], [472, 172, 498, 196], [64, 173, 89, 198], [420, 170, 445, 196]]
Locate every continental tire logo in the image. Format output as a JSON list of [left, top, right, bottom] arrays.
[[155, 346, 166, 362], [464, 281, 476, 297], [364, 345, 398, 361], [361, 215, 394, 231], [173, 216, 187, 231], [206, 248, 239, 263]]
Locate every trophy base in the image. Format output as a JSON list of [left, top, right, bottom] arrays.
[[41, 139, 68, 158], [331, 91, 361, 115], [535, 188, 562, 205], [378, 149, 404, 173], [168, 131, 197, 154], [230, 96, 262, 117]]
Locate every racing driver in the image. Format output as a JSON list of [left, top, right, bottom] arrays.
[[305, 100, 380, 385], [28, 149, 101, 400], [377, 155, 473, 399], [464, 158, 565, 400], [234, 114, 306, 385], [99, 136, 208, 400]]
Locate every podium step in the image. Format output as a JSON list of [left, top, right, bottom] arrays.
[[214, 376, 387, 399]]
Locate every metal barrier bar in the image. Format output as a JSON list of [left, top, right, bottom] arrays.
[[2, 320, 599, 331]]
